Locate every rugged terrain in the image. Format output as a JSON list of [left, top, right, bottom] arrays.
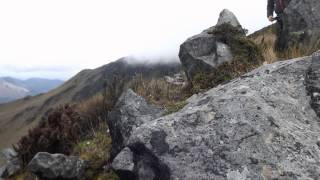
[[1, 0, 320, 179], [111, 53, 320, 179], [0, 58, 181, 151]]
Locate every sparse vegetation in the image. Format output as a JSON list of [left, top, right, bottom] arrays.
[[250, 25, 278, 63], [73, 129, 111, 166], [129, 74, 188, 114], [14, 104, 84, 166], [250, 24, 320, 63], [7, 170, 37, 180], [12, 76, 126, 179], [10, 17, 320, 180], [189, 24, 264, 92], [95, 171, 120, 180], [72, 126, 113, 179]]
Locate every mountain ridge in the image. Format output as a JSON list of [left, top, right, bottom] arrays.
[[0, 57, 181, 150]]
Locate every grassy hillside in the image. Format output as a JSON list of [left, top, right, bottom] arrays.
[[0, 58, 181, 152]]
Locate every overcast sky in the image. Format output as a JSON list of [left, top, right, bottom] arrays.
[[0, 0, 270, 80]]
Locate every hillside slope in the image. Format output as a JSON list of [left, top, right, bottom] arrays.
[[0, 57, 181, 150]]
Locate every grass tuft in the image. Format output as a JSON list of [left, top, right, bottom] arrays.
[[130, 75, 188, 114], [250, 24, 320, 63]]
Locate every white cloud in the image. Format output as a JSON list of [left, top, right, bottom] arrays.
[[0, 0, 270, 79]]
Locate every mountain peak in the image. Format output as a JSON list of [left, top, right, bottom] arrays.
[[216, 9, 241, 27]]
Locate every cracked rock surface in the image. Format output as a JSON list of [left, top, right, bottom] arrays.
[[285, 0, 320, 33], [123, 56, 320, 179], [108, 89, 164, 158], [28, 152, 86, 179], [178, 9, 237, 81]]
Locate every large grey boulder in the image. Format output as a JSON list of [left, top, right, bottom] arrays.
[[179, 33, 233, 81], [107, 89, 164, 158], [179, 9, 239, 81], [28, 152, 86, 179], [120, 53, 320, 179], [285, 0, 320, 33], [283, 0, 320, 47]]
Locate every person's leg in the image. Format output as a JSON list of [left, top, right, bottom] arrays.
[[275, 19, 282, 52], [275, 14, 289, 52]]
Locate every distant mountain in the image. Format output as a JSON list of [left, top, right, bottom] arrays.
[[0, 77, 64, 103], [0, 57, 181, 150]]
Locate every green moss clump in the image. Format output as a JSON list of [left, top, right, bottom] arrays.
[[72, 127, 119, 180], [73, 130, 111, 166], [7, 170, 37, 180], [164, 101, 188, 115]]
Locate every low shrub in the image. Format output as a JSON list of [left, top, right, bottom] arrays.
[[14, 75, 125, 167], [14, 105, 85, 166]]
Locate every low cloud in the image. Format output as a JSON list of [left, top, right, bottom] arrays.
[[0, 64, 82, 80]]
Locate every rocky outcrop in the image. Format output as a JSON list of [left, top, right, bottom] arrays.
[[284, 0, 320, 47], [28, 152, 86, 179], [107, 89, 164, 158], [111, 53, 320, 179], [108, 89, 170, 180], [285, 0, 320, 33], [0, 57, 181, 151], [0, 148, 21, 178], [306, 51, 320, 117], [179, 9, 237, 81], [216, 9, 241, 27]]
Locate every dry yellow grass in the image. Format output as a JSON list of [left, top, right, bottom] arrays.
[[130, 74, 188, 114], [76, 94, 107, 127], [250, 26, 278, 64], [250, 25, 320, 64]]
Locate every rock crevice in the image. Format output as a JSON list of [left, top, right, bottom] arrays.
[[306, 51, 320, 118]]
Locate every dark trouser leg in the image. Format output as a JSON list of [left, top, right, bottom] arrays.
[[275, 14, 288, 52]]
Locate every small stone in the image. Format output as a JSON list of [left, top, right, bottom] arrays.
[[112, 147, 134, 172], [28, 152, 86, 179]]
